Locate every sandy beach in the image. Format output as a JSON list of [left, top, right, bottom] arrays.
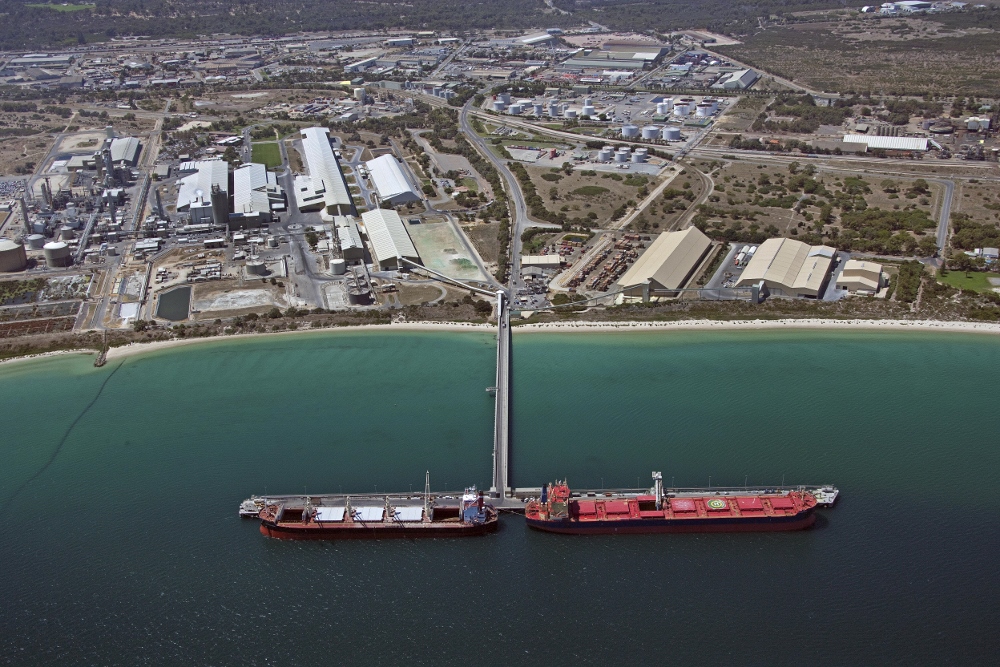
[[5, 317, 1000, 367]]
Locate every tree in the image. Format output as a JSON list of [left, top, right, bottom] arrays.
[[305, 230, 319, 249], [267, 307, 282, 319]]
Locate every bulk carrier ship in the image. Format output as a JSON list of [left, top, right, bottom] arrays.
[[525, 472, 837, 535], [255, 481, 498, 540]]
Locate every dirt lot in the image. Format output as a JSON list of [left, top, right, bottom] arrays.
[[953, 181, 1000, 224], [464, 222, 502, 273], [525, 166, 655, 228]]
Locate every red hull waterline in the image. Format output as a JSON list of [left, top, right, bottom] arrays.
[[526, 512, 816, 535]]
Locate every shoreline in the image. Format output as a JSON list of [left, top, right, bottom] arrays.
[[4, 318, 1000, 367]]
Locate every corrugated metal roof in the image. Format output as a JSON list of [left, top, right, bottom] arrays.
[[233, 163, 273, 214], [843, 134, 928, 151], [618, 226, 712, 290], [109, 137, 141, 164], [738, 238, 834, 295], [361, 209, 419, 266], [175, 160, 228, 211], [298, 126, 352, 210], [365, 154, 420, 204]]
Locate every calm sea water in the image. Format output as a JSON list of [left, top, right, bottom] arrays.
[[1, 329, 998, 665]]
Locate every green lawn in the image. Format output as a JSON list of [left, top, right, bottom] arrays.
[[251, 142, 282, 169], [936, 270, 1000, 293], [26, 3, 95, 11], [460, 177, 478, 191]]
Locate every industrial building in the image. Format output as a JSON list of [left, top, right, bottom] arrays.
[[836, 260, 886, 294], [295, 127, 354, 215], [176, 160, 229, 212], [364, 154, 422, 207], [334, 215, 365, 261], [109, 137, 142, 167], [231, 163, 285, 228], [711, 68, 759, 90], [842, 135, 929, 152], [736, 238, 837, 298], [617, 226, 713, 297], [360, 209, 419, 270]]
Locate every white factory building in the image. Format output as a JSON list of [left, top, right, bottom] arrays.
[[360, 209, 420, 270], [711, 68, 759, 90], [736, 238, 837, 298], [231, 163, 285, 228], [294, 127, 354, 215], [365, 154, 422, 207], [109, 137, 142, 167], [836, 260, 886, 294], [842, 135, 929, 152], [334, 215, 365, 261], [618, 226, 713, 298], [176, 160, 229, 212]]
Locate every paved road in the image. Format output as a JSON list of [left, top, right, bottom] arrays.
[[932, 178, 955, 255]]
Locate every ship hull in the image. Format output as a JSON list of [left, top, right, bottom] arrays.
[[525, 510, 815, 535], [260, 519, 499, 540]]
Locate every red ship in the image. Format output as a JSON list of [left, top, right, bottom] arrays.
[[525, 473, 829, 535], [258, 486, 498, 540]]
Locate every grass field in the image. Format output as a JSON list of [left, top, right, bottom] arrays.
[[936, 271, 1000, 293], [251, 142, 281, 169], [26, 3, 94, 11]]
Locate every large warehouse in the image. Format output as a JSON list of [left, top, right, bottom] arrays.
[[295, 127, 354, 215], [842, 135, 929, 152], [365, 154, 421, 206], [231, 163, 286, 228], [176, 160, 228, 212], [736, 238, 837, 298], [360, 209, 420, 270], [836, 259, 886, 294], [617, 226, 713, 297]]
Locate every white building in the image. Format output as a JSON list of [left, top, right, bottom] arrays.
[[365, 154, 422, 207], [736, 238, 837, 298], [294, 127, 354, 215], [843, 135, 929, 152], [109, 137, 142, 166], [232, 163, 285, 228], [837, 259, 886, 294], [176, 160, 228, 212], [360, 209, 419, 270]]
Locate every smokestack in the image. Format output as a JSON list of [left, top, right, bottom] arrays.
[[42, 178, 52, 208], [18, 197, 29, 233]]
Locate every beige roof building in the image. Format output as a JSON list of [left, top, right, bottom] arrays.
[[618, 226, 713, 296], [837, 259, 885, 293], [736, 238, 836, 298]]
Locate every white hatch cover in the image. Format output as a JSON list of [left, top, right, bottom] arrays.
[[353, 506, 384, 522], [393, 507, 424, 522], [314, 507, 345, 522]]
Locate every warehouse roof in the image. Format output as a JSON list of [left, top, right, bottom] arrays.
[[737, 238, 836, 295], [233, 163, 282, 215], [843, 134, 928, 151], [109, 137, 142, 165], [618, 226, 712, 291], [360, 209, 419, 265], [365, 154, 421, 204], [298, 126, 352, 211], [176, 160, 228, 211]]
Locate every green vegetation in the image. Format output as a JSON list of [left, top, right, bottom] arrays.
[[950, 215, 1000, 251], [752, 94, 851, 134], [936, 270, 1000, 294], [571, 186, 610, 197], [0, 278, 46, 306], [894, 261, 925, 303], [251, 142, 282, 169]]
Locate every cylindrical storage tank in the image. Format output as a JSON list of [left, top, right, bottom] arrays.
[[663, 126, 682, 141], [564, 109, 577, 119], [26, 234, 45, 250], [533, 103, 544, 115], [0, 239, 27, 272], [621, 124, 639, 138], [632, 148, 648, 163], [43, 241, 72, 267], [656, 102, 670, 115], [508, 104, 522, 115], [695, 104, 712, 118], [615, 149, 630, 163], [492, 101, 507, 112], [62, 216, 80, 230], [598, 146, 614, 162], [246, 259, 266, 276], [581, 104, 596, 117], [353, 87, 365, 101], [498, 93, 511, 104], [641, 126, 659, 140], [330, 258, 346, 275], [266, 236, 279, 248], [59, 225, 75, 240], [673, 104, 690, 117], [548, 101, 559, 116], [32, 220, 47, 235], [105, 125, 115, 139], [65, 204, 78, 219], [583, 97, 592, 106]]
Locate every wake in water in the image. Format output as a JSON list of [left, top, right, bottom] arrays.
[[5, 360, 126, 503]]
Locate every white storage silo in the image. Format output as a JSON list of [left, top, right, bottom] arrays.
[[26, 234, 45, 250], [673, 104, 690, 117], [662, 126, 682, 141], [615, 148, 631, 163], [598, 146, 615, 162], [59, 225, 75, 240], [498, 93, 511, 104], [533, 103, 544, 116], [641, 126, 659, 140], [631, 148, 648, 163], [695, 104, 713, 118], [32, 220, 47, 235], [492, 101, 507, 112], [564, 109, 577, 119], [548, 100, 559, 116], [508, 104, 523, 115], [43, 241, 72, 267], [581, 103, 596, 117], [330, 258, 347, 275], [621, 124, 639, 138]]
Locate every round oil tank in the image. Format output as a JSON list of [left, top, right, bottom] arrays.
[[641, 126, 659, 140], [614, 150, 630, 163], [581, 105, 596, 117], [598, 147, 614, 163], [508, 104, 523, 115], [695, 104, 713, 118], [0, 239, 27, 272], [583, 97, 592, 106], [62, 217, 80, 230], [26, 233, 45, 250], [533, 103, 544, 115], [246, 258, 267, 275], [65, 204, 78, 219], [656, 102, 671, 115], [31, 220, 47, 235], [631, 149, 648, 164], [673, 104, 690, 117], [662, 126, 682, 141], [548, 101, 559, 115], [59, 225, 75, 240], [43, 241, 72, 267], [563, 109, 577, 119], [492, 101, 507, 112], [266, 236, 279, 248], [621, 124, 639, 138], [498, 93, 511, 104], [330, 258, 347, 275], [105, 125, 115, 139]]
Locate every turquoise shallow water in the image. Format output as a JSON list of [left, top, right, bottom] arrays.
[[1, 329, 998, 665]]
